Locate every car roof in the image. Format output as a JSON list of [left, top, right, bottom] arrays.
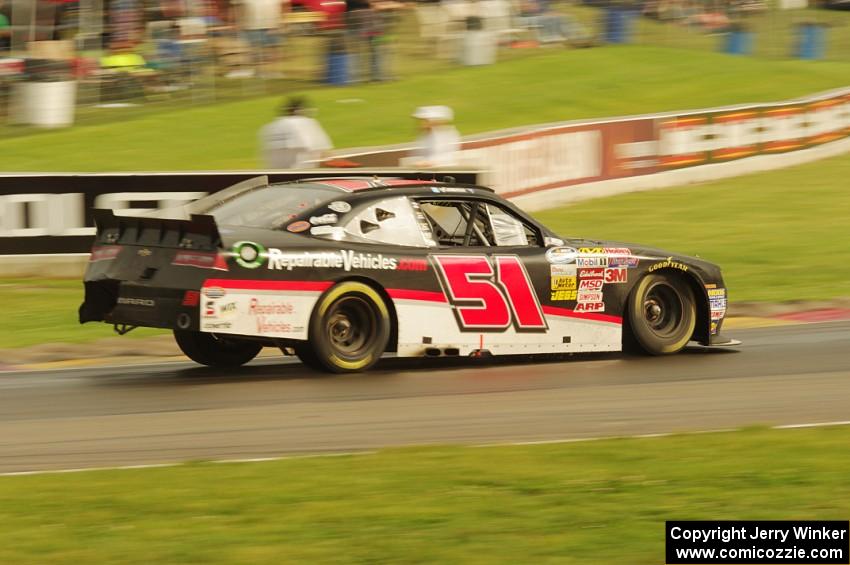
[[273, 176, 496, 196]]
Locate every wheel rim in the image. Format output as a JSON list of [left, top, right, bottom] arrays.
[[642, 281, 684, 339], [324, 295, 378, 359]]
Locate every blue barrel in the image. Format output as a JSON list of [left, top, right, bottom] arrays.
[[605, 8, 634, 44], [325, 51, 349, 85], [796, 23, 826, 60], [723, 29, 753, 55]]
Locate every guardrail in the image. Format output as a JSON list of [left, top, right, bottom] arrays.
[[335, 86, 850, 202]]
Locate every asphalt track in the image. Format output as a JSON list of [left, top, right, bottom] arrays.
[[1, 321, 849, 473]]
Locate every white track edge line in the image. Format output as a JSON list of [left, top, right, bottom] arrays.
[[2, 422, 849, 477]]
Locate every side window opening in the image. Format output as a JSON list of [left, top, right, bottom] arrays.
[[418, 201, 490, 247], [418, 200, 541, 247]]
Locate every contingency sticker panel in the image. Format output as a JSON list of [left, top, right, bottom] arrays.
[[199, 279, 329, 340]]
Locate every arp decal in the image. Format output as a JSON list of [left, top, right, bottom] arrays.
[[433, 255, 547, 332], [575, 302, 605, 313]]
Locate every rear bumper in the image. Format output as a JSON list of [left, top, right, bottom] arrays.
[[79, 280, 198, 331]]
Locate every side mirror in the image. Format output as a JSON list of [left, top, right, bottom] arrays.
[[544, 236, 564, 247]]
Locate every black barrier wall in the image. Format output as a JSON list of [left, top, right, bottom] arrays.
[[0, 171, 480, 255]]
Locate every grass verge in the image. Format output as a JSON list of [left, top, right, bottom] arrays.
[[0, 279, 164, 349], [2, 45, 850, 171], [0, 426, 848, 563]]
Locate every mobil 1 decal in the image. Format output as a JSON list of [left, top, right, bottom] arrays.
[[432, 255, 547, 332]]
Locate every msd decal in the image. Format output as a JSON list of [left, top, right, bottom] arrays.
[[432, 255, 547, 332]]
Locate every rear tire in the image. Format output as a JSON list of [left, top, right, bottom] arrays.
[[300, 281, 391, 373], [627, 273, 696, 355], [173, 330, 262, 367]]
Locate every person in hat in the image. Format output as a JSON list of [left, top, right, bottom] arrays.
[[409, 105, 461, 168], [259, 97, 333, 169]]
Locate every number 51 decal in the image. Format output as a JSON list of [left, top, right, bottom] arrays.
[[433, 255, 547, 332]]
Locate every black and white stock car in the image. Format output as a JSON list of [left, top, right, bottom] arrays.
[[80, 176, 734, 373]]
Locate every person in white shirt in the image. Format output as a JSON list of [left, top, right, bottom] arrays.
[[259, 97, 333, 169], [410, 105, 461, 167], [231, 0, 288, 77]]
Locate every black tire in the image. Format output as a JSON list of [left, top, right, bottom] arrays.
[[299, 281, 391, 373], [173, 330, 262, 367], [626, 272, 696, 355]]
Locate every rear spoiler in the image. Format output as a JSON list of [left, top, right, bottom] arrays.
[[92, 209, 222, 250]]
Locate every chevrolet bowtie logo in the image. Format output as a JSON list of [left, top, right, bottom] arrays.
[[137, 248, 153, 257]]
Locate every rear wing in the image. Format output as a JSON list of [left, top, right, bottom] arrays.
[[92, 209, 222, 250]]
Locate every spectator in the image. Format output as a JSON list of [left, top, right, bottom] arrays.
[[231, 0, 288, 77], [260, 97, 333, 169], [410, 105, 461, 167], [344, 0, 400, 82]]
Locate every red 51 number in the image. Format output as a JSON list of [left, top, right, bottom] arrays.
[[433, 255, 547, 332]]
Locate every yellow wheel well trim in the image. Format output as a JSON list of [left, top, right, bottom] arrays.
[[316, 281, 390, 370]]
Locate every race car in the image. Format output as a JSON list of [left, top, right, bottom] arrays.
[[79, 176, 733, 373]]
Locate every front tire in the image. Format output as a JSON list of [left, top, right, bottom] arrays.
[[297, 281, 391, 373], [173, 330, 262, 367], [627, 273, 696, 355]]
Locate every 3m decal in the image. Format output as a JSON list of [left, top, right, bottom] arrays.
[[433, 255, 546, 332], [603, 268, 628, 284]]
